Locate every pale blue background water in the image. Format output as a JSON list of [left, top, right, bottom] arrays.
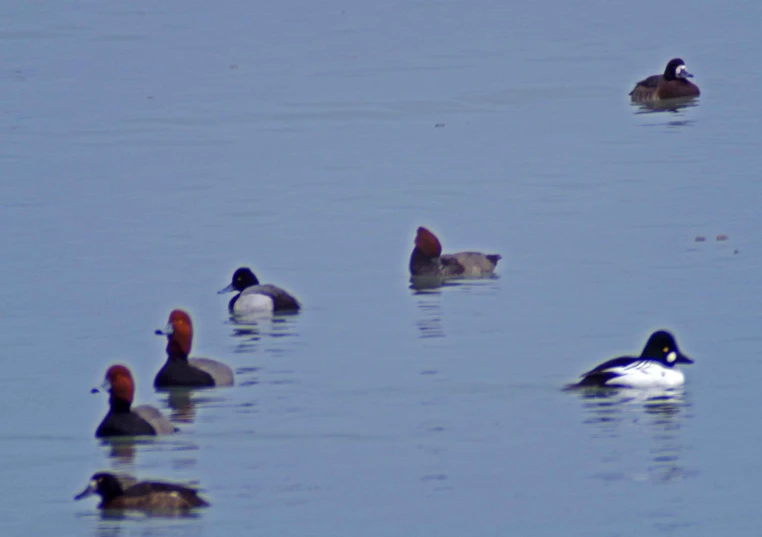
[[2, 0, 762, 535]]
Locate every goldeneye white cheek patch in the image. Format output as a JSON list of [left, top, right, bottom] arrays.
[[666, 351, 677, 363]]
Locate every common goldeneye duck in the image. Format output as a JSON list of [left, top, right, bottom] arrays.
[[154, 309, 234, 389], [409, 227, 501, 279], [218, 267, 300, 315], [630, 58, 700, 102], [572, 330, 694, 389], [75, 472, 210, 511], [94, 365, 176, 437]]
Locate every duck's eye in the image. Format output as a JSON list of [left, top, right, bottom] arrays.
[[663, 347, 669, 353], [666, 351, 677, 363]]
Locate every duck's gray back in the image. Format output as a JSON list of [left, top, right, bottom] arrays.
[[190, 357, 234, 387]]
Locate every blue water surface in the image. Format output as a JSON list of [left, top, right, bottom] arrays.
[[2, 0, 762, 535]]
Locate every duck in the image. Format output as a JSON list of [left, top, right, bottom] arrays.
[[95, 365, 176, 437], [218, 267, 300, 315], [74, 472, 209, 511], [154, 309, 234, 389], [571, 330, 694, 389], [629, 58, 700, 102], [409, 227, 501, 279]]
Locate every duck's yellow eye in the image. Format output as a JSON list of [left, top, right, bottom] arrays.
[[663, 347, 670, 353]]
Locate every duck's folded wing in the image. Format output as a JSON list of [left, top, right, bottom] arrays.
[[132, 405, 177, 435], [635, 74, 661, 89], [630, 74, 662, 98], [441, 252, 500, 277], [248, 284, 301, 310], [577, 356, 639, 386], [120, 482, 208, 509], [189, 358, 234, 387]]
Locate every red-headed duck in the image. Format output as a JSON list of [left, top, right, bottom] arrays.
[[75, 472, 209, 511], [95, 365, 176, 438], [630, 58, 700, 102], [154, 309, 234, 389], [218, 267, 300, 315], [409, 226, 501, 278]]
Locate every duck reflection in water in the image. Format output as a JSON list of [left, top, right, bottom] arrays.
[[573, 386, 693, 484], [413, 287, 445, 339], [632, 96, 698, 114], [163, 388, 197, 424], [104, 438, 138, 464], [227, 314, 300, 354]]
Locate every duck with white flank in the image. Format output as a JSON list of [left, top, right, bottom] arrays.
[[570, 330, 694, 389]]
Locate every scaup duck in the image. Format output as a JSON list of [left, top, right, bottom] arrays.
[[218, 267, 300, 315]]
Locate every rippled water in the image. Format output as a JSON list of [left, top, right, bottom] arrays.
[[3, 0, 762, 535]]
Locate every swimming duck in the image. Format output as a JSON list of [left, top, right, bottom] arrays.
[[154, 309, 234, 388], [75, 472, 209, 510], [571, 330, 694, 389], [95, 365, 176, 437], [218, 267, 300, 315], [409, 227, 501, 278], [630, 58, 700, 102]]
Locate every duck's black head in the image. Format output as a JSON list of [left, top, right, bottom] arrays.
[[218, 267, 260, 294], [663, 58, 693, 81], [640, 330, 694, 365], [74, 473, 124, 502]]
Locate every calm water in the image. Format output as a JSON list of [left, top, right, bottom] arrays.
[[3, 0, 762, 534]]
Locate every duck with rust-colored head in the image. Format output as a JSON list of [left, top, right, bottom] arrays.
[[75, 472, 209, 511], [95, 365, 176, 437], [409, 227, 501, 279], [154, 309, 234, 389], [218, 267, 300, 316], [630, 58, 700, 102]]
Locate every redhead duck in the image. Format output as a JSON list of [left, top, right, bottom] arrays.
[[569, 330, 694, 389], [218, 267, 300, 315], [154, 309, 234, 389], [95, 365, 176, 437], [409, 227, 501, 279], [75, 472, 209, 511], [630, 58, 700, 102]]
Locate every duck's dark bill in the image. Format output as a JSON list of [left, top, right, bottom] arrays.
[[217, 283, 236, 294], [677, 353, 694, 364], [155, 323, 174, 336], [74, 481, 96, 501]]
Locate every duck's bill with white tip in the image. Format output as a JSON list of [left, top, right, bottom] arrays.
[[74, 479, 98, 501], [90, 378, 111, 394], [217, 283, 236, 294], [155, 324, 174, 337]]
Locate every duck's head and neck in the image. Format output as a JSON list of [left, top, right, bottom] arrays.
[[219, 267, 260, 294], [103, 365, 135, 413], [74, 473, 124, 503], [663, 58, 693, 82], [155, 309, 193, 361], [641, 330, 693, 367], [409, 227, 443, 276]]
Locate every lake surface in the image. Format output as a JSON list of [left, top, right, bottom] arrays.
[[3, 0, 762, 535]]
